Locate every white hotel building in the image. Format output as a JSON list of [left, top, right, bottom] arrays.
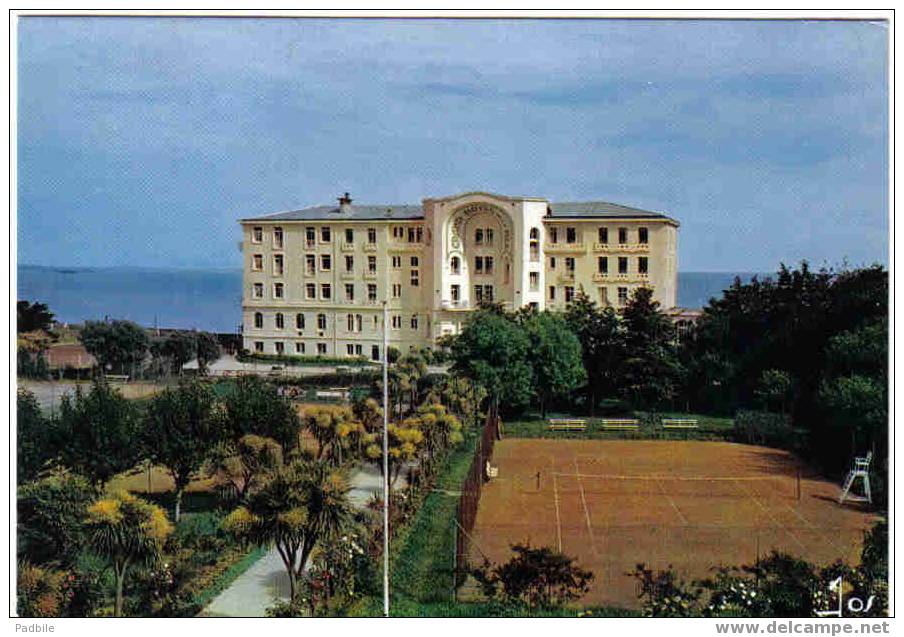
[[240, 191, 679, 359]]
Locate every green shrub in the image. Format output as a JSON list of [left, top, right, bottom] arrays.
[[733, 410, 796, 448]]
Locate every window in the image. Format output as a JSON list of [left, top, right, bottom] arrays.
[[345, 284, 355, 301], [638, 257, 649, 274], [599, 287, 609, 306], [367, 228, 377, 244], [484, 285, 494, 302], [347, 344, 355, 356], [550, 227, 558, 244], [372, 345, 380, 361], [407, 227, 423, 243], [598, 227, 609, 244], [275, 312, 284, 329], [357, 315, 363, 332], [411, 314, 419, 330], [317, 343, 328, 355], [273, 283, 284, 299], [618, 287, 629, 306], [474, 285, 483, 303], [252, 226, 263, 243], [254, 341, 264, 352], [474, 256, 484, 274], [530, 227, 540, 240], [451, 284, 461, 302], [393, 227, 404, 240], [368, 256, 377, 274], [317, 313, 327, 330], [410, 270, 419, 286], [529, 271, 539, 291], [253, 283, 263, 299], [475, 229, 484, 245], [305, 227, 316, 247], [254, 312, 263, 328], [252, 254, 263, 271], [273, 254, 284, 276], [618, 227, 628, 244], [373, 315, 379, 329], [345, 255, 354, 272], [275, 341, 285, 355], [450, 256, 460, 274], [549, 256, 557, 269], [321, 227, 331, 242], [598, 256, 608, 274], [486, 228, 494, 245], [549, 286, 556, 300], [565, 257, 575, 272], [321, 283, 331, 299], [320, 254, 331, 271], [295, 342, 305, 354], [485, 256, 494, 274], [305, 283, 316, 300], [345, 228, 354, 243], [410, 256, 419, 267], [639, 227, 649, 244], [368, 284, 377, 301], [566, 227, 577, 243], [391, 315, 402, 329], [392, 284, 402, 298], [391, 256, 401, 268], [273, 227, 283, 248], [618, 257, 628, 274], [296, 313, 305, 329], [565, 286, 575, 303], [347, 314, 355, 331], [305, 255, 316, 275], [529, 228, 540, 261]]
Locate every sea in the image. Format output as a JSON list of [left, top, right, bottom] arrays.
[[17, 265, 770, 333]]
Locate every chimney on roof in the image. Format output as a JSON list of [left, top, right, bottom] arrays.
[[338, 192, 353, 213]]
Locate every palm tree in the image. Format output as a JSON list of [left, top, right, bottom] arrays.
[[223, 460, 353, 604], [85, 491, 173, 617]]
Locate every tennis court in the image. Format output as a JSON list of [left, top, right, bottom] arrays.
[[467, 439, 879, 609]]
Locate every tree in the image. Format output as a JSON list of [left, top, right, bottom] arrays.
[[18, 300, 54, 333], [564, 290, 627, 412], [79, 320, 149, 376], [426, 376, 487, 431], [473, 543, 594, 610], [195, 331, 221, 375], [206, 434, 283, 503], [754, 369, 795, 415], [18, 472, 98, 566], [521, 312, 586, 417], [85, 491, 173, 616], [301, 405, 366, 466], [151, 332, 195, 376], [222, 375, 300, 451], [450, 309, 533, 414], [223, 460, 353, 603], [18, 389, 53, 483], [55, 380, 144, 488], [365, 421, 424, 487], [143, 380, 224, 521], [17, 563, 68, 617]]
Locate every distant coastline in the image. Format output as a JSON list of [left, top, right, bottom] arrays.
[[18, 264, 771, 333]]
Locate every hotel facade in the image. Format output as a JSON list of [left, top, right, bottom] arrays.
[[240, 191, 679, 359]]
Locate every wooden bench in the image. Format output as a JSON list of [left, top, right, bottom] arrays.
[[105, 374, 129, 383], [548, 418, 588, 432], [600, 418, 640, 430], [662, 418, 699, 430]]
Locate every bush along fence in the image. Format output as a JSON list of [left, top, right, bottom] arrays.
[[453, 406, 500, 594]]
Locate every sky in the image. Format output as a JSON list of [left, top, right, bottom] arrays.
[[17, 18, 888, 271]]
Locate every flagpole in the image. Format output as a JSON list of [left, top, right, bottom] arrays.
[[382, 299, 390, 617]]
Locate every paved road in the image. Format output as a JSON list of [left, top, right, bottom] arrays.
[[199, 465, 398, 617]]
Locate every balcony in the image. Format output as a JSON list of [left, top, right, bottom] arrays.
[[544, 242, 587, 254], [340, 270, 356, 280], [388, 241, 424, 252], [340, 242, 355, 252], [441, 299, 471, 310], [559, 272, 576, 284], [363, 243, 378, 252], [593, 243, 650, 253], [364, 270, 377, 280]]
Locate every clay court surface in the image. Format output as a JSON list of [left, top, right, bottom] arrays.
[[469, 439, 878, 609]]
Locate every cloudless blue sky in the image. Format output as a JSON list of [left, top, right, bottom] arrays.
[[17, 18, 888, 271]]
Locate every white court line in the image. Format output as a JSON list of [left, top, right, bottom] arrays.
[[656, 477, 690, 525], [573, 457, 597, 554], [551, 460, 562, 552], [552, 472, 786, 483], [733, 478, 807, 552]]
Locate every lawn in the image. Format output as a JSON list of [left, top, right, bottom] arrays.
[[503, 411, 734, 441]]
